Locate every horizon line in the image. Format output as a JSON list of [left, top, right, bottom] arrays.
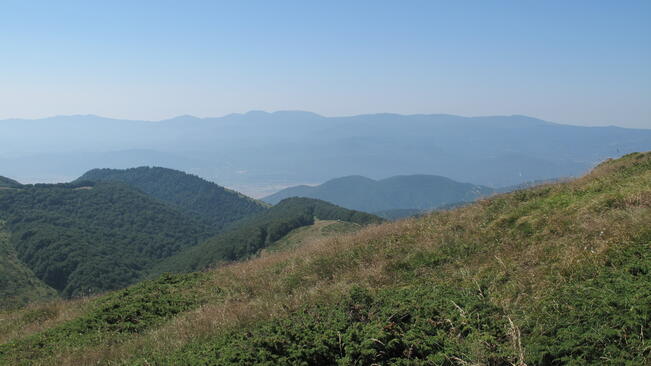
[[0, 110, 638, 129]]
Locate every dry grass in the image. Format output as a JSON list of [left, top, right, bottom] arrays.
[[0, 296, 93, 345], [41, 221, 410, 365]]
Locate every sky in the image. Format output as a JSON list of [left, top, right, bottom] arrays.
[[0, 0, 649, 128]]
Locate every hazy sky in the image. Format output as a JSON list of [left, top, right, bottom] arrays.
[[0, 0, 649, 128]]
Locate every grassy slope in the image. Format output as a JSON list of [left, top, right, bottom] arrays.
[[0, 152, 649, 365], [373, 208, 425, 220], [264, 219, 362, 253], [151, 197, 383, 275], [0, 222, 58, 309]]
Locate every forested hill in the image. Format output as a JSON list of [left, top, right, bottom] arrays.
[[263, 174, 494, 213], [0, 222, 58, 309], [0, 175, 380, 303], [78, 167, 267, 230], [152, 197, 383, 274], [0, 176, 21, 188], [0, 182, 211, 298]]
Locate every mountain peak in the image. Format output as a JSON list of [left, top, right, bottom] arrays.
[[245, 110, 271, 116], [163, 114, 202, 122], [272, 110, 324, 118]]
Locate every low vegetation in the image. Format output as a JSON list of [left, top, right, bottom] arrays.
[[373, 208, 425, 220], [0, 152, 649, 365], [264, 219, 362, 253]]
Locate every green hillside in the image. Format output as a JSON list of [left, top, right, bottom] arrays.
[[151, 197, 383, 274], [373, 208, 425, 220], [0, 221, 58, 309], [0, 173, 376, 305], [263, 174, 494, 213], [0, 152, 649, 365], [0, 182, 211, 298], [78, 167, 267, 230], [0, 176, 21, 189], [264, 219, 362, 253]]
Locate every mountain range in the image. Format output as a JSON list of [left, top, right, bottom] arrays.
[[263, 174, 494, 215], [2, 112, 649, 195]]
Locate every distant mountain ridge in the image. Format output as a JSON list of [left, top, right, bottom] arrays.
[[2, 112, 650, 194], [263, 174, 494, 213]]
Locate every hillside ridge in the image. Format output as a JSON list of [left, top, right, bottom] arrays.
[[0, 176, 21, 189], [78, 166, 267, 230]]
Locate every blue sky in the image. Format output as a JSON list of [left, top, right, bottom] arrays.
[[0, 0, 649, 128]]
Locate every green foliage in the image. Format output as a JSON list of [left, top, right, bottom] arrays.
[[78, 167, 267, 230], [267, 219, 362, 253], [75, 272, 204, 334], [0, 175, 21, 189], [526, 234, 651, 365], [155, 285, 511, 365], [0, 273, 205, 364], [373, 208, 425, 220], [152, 236, 651, 366], [153, 197, 383, 274], [0, 174, 379, 302], [0, 182, 211, 298], [0, 222, 58, 309]]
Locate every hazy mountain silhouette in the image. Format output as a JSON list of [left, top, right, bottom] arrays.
[[2, 112, 649, 193], [263, 174, 494, 213]]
